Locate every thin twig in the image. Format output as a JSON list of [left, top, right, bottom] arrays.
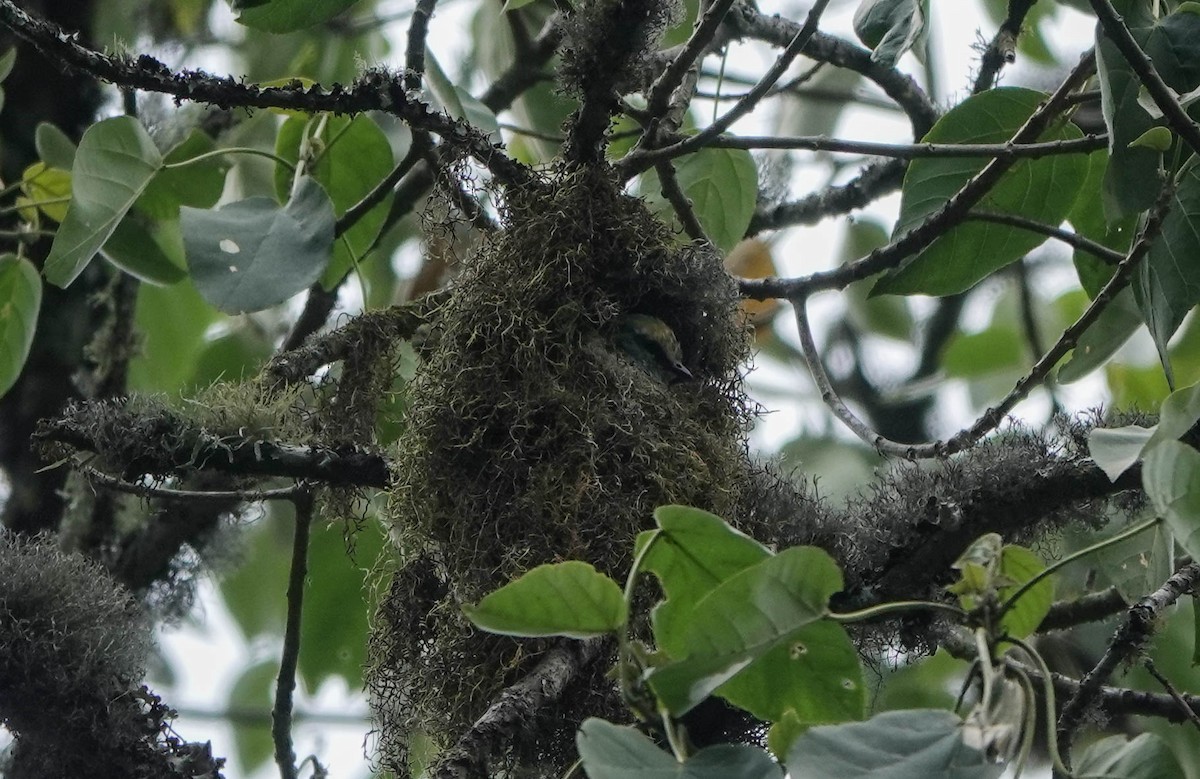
[[645, 0, 737, 118], [621, 0, 831, 176], [966, 211, 1124, 265], [702, 132, 1105, 159], [791, 176, 1171, 458], [1144, 658, 1200, 731], [654, 161, 706, 241], [273, 490, 315, 779], [83, 466, 303, 502], [742, 48, 1097, 299]]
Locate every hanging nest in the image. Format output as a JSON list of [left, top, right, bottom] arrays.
[[367, 166, 806, 775]]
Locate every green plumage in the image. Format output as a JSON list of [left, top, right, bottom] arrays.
[[615, 314, 694, 384]]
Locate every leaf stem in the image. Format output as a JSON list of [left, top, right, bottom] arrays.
[[998, 515, 1161, 619]]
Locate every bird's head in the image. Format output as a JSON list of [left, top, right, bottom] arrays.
[[615, 314, 694, 384]]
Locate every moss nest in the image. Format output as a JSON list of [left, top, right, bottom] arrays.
[[370, 167, 782, 773]]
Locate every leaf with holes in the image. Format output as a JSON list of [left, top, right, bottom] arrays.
[[646, 546, 842, 715], [182, 176, 334, 313]]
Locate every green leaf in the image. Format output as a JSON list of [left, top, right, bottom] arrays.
[[715, 620, 866, 726], [1151, 381, 1200, 445], [1134, 163, 1200, 375], [0, 48, 15, 82], [874, 88, 1087, 296], [1075, 733, 1186, 779], [1088, 425, 1156, 481], [1142, 440, 1200, 560], [234, 0, 363, 33], [575, 718, 782, 779], [785, 709, 1004, 779], [1057, 288, 1142, 384], [19, 162, 71, 223], [1059, 150, 1140, 383], [138, 130, 228, 219], [0, 254, 42, 399], [639, 505, 772, 657], [502, 0, 540, 10], [182, 176, 335, 313], [219, 508, 292, 639], [852, 0, 927, 67], [273, 114, 396, 288], [641, 148, 758, 252], [424, 50, 500, 138], [942, 327, 1024, 379], [298, 518, 385, 690], [646, 547, 842, 716], [45, 116, 164, 287], [464, 561, 626, 638], [100, 214, 187, 285], [997, 545, 1052, 639], [127, 279, 218, 393], [1130, 126, 1175, 151], [227, 660, 276, 775], [35, 122, 77, 170], [1097, 5, 1200, 220]]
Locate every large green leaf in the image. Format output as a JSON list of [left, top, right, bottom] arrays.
[[234, 0, 363, 32], [0, 255, 42, 399], [464, 561, 626, 638], [715, 619, 865, 726], [1076, 733, 1185, 779], [575, 718, 781, 779], [785, 709, 1004, 779], [45, 116, 164, 287], [874, 88, 1087, 296], [1142, 440, 1200, 561], [639, 505, 772, 657], [1134, 163, 1200, 374], [646, 546, 842, 715], [642, 148, 758, 252], [182, 176, 335, 313], [273, 114, 396, 287]]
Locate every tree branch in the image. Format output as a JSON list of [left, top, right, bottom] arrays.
[[1057, 562, 1200, 761], [431, 638, 607, 779], [273, 491, 315, 779], [0, 0, 532, 186]]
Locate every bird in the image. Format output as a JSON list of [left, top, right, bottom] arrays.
[[615, 314, 694, 384]]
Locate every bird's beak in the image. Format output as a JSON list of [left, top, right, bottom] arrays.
[[670, 361, 694, 383]]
